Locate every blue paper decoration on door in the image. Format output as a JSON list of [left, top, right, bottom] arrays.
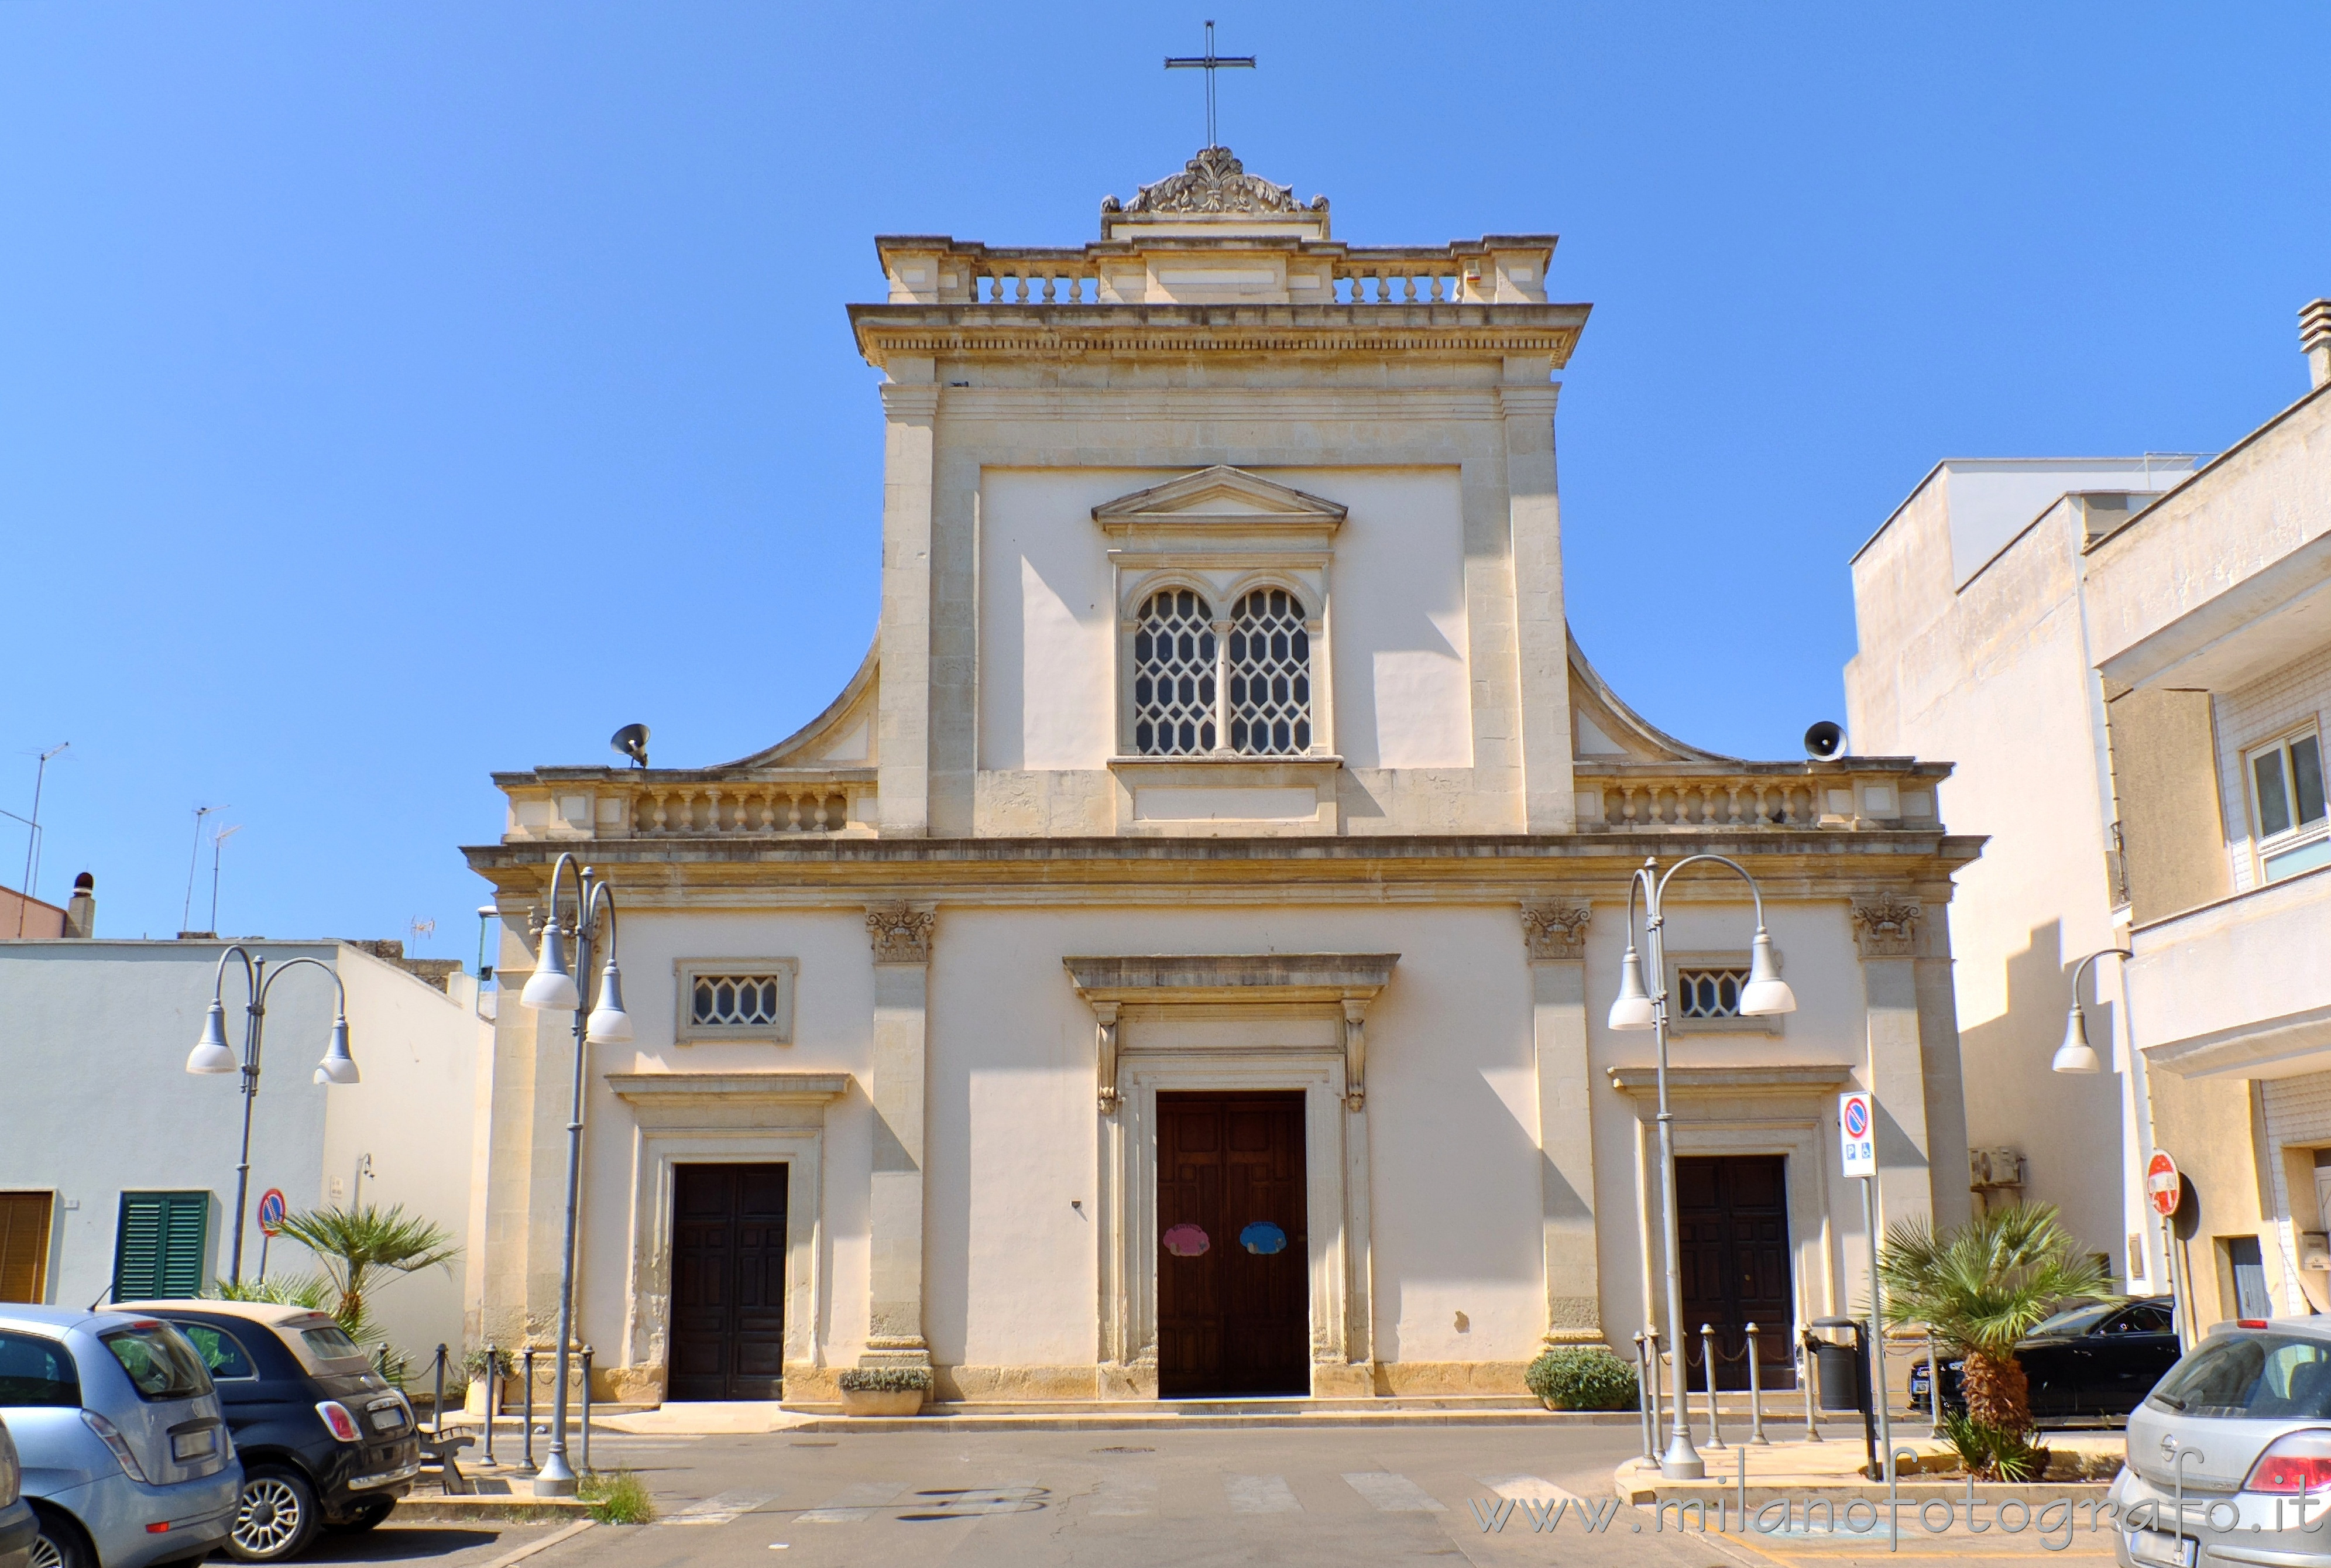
[[1240, 1220, 1288, 1255]]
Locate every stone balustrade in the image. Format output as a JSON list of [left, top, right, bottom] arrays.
[[1572, 763, 1946, 833], [500, 770, 877, 842]]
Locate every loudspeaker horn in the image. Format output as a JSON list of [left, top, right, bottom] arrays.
[[1803, 720, 1845, 760], [610, 723, 651, 768]]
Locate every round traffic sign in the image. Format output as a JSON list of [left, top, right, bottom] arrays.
[[257, 1189, 287, 1237], [1843, 1097, 1869, 1139], [2146, 1153, 2182, 1217]]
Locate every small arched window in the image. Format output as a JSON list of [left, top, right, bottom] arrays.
[[1229, 588, 1312, 754], [1132, 589, 1216, 756]]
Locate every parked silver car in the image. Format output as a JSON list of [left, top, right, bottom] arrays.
[[2114, 1315, 2331, 1567], [2, 1415, 37, 1568], [0, 1306, 241, 1568]]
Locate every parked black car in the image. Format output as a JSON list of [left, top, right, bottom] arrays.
[[115, 1302, 420, 1562], [1909, 1296, 2180, 1426]]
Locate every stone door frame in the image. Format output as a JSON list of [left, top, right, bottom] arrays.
[[605, 1072, 848, 1400]]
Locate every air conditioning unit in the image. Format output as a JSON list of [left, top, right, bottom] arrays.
[[1968, 1148, 2026, 1191]]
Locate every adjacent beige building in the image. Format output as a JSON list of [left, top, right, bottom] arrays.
[[1848, 299, 2331, 1329], [466, 149, 1978, 1408]]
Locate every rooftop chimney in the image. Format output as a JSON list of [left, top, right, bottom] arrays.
[[64, 872, 94, 938], [2304, 298, 2331, 391]]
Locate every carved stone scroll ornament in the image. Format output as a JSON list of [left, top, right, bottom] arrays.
[[866, 905, 936, 965], [1093, 1002, 1122, 1114], [1850, 897, 1922, 959], [1341, 1000, 1368, 1112], [1107, 146, 1320, 218], [1520, 903, 1592, 962]]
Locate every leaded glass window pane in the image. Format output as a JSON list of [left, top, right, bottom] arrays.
[[1676, 968, 1749, 1020], [1228, 588, 1312, 755], [1131, 590, 1217, 756]]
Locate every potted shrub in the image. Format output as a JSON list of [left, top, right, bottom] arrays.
[[462, 1347, 515, 1416], [838, 1365, 932, 1416], [1525, 1346, 1640, 1412]]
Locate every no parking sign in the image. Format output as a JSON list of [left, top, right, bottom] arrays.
[[257, 1189, 287, 1236], [1839, 1092, 1876, 1179]]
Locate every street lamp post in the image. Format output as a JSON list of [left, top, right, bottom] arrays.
[[511, 854, 633, 1497], [2050, 947, 2131, 1075], [186, 946, 362, 1284], [1608, 854, 1798, 1480]]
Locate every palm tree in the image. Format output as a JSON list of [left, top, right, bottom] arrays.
[[273, 1204, 459, 1330], [1877, 1203, 2112, 1438]]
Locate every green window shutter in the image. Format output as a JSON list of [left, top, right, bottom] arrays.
[[114, 1192, 208, 1301]]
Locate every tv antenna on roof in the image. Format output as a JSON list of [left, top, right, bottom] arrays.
[[611, 723, 651, 769], [181, 804, 223, 936], [12, 742, 69, 936], [208, 823, 243, 935]]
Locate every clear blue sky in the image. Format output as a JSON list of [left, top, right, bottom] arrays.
[[5, 4, 2326, 957]]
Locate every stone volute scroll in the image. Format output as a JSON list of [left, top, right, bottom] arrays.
[[866, 905, 936, 965], [1104, 146, 1324, 219], [1849, 896, 1921, 959], [1519, 903, 1591, 962]]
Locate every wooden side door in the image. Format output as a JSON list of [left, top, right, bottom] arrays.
[[1676, 1155, 1796, 1391], [668, 1163, 788, 1401], [1157, 1092, 1307, 1397]]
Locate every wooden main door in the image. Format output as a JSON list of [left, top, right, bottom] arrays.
[[1676, 1155, 1796, 1390], [668, 1163, 787, 1401], [1156, 1092, 1309, 1398]]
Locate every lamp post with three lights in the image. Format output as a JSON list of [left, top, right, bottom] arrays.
[[184, 947, 362, 1285], [1607, 854, 1798, 1481], [510, 854, 632, 1496]]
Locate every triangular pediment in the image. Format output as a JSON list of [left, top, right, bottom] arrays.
[[1092, 465, 1348, 528]]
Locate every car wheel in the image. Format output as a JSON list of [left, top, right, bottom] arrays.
[[229, 1464, 321, 1562], [27, 1506, 94, 1568], [324, 1498, 396, 1533]]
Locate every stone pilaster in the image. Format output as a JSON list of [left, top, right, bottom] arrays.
[[1522, 901, 1602, 1346], [864, 903, 936, 1368], [877, 375, 939, 836], [1852, 895, 1934, 1235], [1502, 378, 1575, 833]]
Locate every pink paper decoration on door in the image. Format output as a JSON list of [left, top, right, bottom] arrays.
[[1161, 1223, 1210, 1257]]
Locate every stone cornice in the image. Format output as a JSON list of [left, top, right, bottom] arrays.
[[1605, 1063, 1855, 1101], [1062, 952, 1397, 1006], [606, 1071, 852, 1107], [849, 303, 1588, 371]]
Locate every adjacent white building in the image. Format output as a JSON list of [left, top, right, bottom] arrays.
[[0, 923, 489, 1359], [1846, 299, 2331, 1323]]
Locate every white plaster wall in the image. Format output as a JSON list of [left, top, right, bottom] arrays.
[[575, 909, 876, 1367], [321, 948, 483, 1358], [1584, 897, 1872, 1340], [1846, 486, 2134, 1268], [975, 466, 1470, 773], [1935, 459, 2198, 587], [923, 903, 1540, 1370]]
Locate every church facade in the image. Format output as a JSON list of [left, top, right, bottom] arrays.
[[465, 149, 1978, 1406]]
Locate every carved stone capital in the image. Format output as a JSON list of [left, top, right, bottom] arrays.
[[866, 905, 936, 966], [1520, 902, 1591, 962], [1850, 897, 1921, 959]]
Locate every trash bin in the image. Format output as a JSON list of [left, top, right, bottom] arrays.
[[1807, 1317, 1869, 1413]]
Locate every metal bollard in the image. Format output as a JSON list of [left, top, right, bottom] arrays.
[[432, 1344, 448, 1438], [1800, 1329, 1822, 1442], [521, 1347, 537, 1473], [1700, 1325, 1725, 1449], [1926, 1325, 1944, 1438], [1645, 1326, 1664, 1456], [1746, 1323, 1769, 1444], [575, 1351, 592, 1472], [481, 1345, 496, 1466], [1633, 1332, 1654, 1463]]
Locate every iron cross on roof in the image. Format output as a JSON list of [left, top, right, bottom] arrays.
[[1165, 20, 1255, 151]]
